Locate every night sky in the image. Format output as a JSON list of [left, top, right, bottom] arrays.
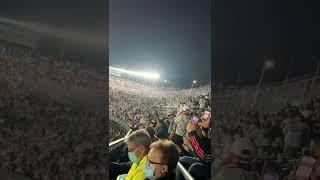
[[2, 0, 318, 85], [110, 0, 211, 83], [214, 0, 320, 85], [0, 1, 107, 37]]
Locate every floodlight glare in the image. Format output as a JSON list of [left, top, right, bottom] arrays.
[[264, 60, 275, 69], [109, 66, 160, 79]]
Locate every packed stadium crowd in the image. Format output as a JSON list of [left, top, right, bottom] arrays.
[[109, 75, 212, 180], [109, 120, 128, 142], [211, 95, 320, 180], [109, 73, 320, 180], [110, 76, 210, 98], [109, 76, 211, 141], [5, 37, 320, 180], [0, 40, 105, 90], [0, 40, 107, 179]]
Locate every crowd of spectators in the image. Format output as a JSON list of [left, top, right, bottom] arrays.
[[109, 76, 212, 180], [109, 76, 211, 142], [0, 39, 105, 90], [109, 72, 320, 180], [1, 38, 216, 179], [0, 40, 107, 179], [110, 76, 210, 98], [109, 120, 128, 142], [212, 93, 320, 179]]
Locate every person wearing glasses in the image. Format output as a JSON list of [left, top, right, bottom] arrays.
[[143, 140, 179, 180], [117, 129, 152, 180]]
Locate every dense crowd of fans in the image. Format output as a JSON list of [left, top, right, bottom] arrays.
[[0, 40, 107, 179], [109, 73, 320, 180], [110, 76, 210, 98], [211, 94, 320, 179], [0, 40, 105, 90], [109, 76, 211, 142], [109, 75, 212, 180], [8, 36, 320, 179]]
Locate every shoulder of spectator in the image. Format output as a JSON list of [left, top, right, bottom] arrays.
[[188, 130, 198, 137]]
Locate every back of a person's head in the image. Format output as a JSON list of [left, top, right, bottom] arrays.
[[125, 129, 152, 150], [164, 120, 170, 126], [145, 127, 155, 139], [150, 140, 179, 173], [157, 119, 164, 125]]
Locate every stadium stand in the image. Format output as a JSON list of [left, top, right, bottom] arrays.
[[0, 39, 107, 179], [109, 73, 212, 180]]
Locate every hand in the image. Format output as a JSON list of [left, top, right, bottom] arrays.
[[182, 137, 194, 152], [186, 120, 197, 133], [183, 136, 192, 147]]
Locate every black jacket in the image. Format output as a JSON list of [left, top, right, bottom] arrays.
[[188, 130, 211, 164], [155, 124, 169, 139]]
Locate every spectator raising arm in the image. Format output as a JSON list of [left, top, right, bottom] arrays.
[[186, 120, 211, 163]]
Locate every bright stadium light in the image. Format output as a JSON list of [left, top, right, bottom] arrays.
[[264, 59, 275, 69], [109, 66, 160, 79]]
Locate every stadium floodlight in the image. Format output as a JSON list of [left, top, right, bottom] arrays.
[[254, 59, 275, 105], [109, 66, 160, 79], [264, 59, 275, 69], [189, 80, 197, 96]]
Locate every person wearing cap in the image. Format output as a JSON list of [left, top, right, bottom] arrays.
[[212, 138, 259, 180], [170, 105, 190, 146]]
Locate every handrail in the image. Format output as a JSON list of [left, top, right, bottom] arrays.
[[109, 129, 132, 147], [177, 162, 195, 180]]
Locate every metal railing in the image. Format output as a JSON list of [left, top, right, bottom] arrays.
[[108, 129, 195, 180], [109, 129, 132, 147], [177, 162, 195, 180]]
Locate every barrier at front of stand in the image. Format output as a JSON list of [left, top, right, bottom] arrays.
[[177, 162, 195, 180], [109, 129, 195, 180], [109, 129, 132, 152]]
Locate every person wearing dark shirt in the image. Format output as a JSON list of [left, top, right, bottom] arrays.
[[269, 118, 283, 141], [146, 126, 159, 142], [176, 117, 211, 180], [155, 119, 168, 140]]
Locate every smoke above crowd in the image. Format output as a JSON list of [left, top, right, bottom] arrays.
[[0, 17, 106, 48]]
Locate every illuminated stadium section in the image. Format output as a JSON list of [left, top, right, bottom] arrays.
[[109, 66, 160, 79]]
